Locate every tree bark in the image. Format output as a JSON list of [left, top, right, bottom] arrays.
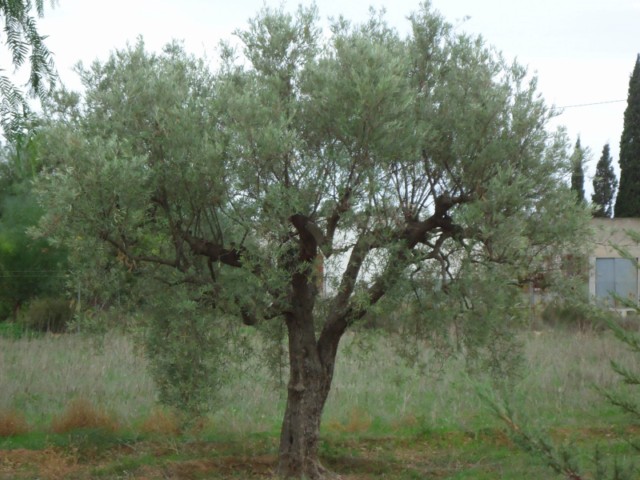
[[276, 270, 339, 479], [277, 336, 334, 478]]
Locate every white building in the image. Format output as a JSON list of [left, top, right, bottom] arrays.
[[589, 218, 640, 313]]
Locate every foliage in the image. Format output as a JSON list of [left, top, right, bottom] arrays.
[[140, 286, 251, 419], [0, 0, 56, 135], [615, 55, 640, 217], [18, 296, 72, 332], [570, 137, 587, 204], [0, 132, 68, 320], [592, 143, 618, 218], [0, 182, 67, 320], [32, 4, 592, 476]]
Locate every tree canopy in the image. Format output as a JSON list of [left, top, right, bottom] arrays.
[[0, 182, 66, 318], [34, 4, 591, 478], [615, 54, 640, 217], [0, 128, 67, 320], [592, 143, 617, 218], [569, 137, 587, 204]]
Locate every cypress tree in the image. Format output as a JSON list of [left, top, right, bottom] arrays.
[[570, 137, 586, 204], [614, 54, 640, 217], [591, 143, 617, 217]]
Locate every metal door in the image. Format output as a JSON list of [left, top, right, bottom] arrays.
[[595, 257, 638, 307]]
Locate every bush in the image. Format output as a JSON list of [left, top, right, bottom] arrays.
[[19, 297, 73, 333]]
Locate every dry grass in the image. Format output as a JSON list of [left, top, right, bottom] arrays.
[[35, 448, 79, 480], [50, 398, 118, 434], [325, 408, 373, 434], [139, 407, 182, 437], [0, 409, 29, 437], [0, 447, 79, 480], [0, 328, 638, 479], [0, 328, 636, 436], [0, 332, 155, 425]]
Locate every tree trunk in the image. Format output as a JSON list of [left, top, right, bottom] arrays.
[[276, 272, 340, 479], [277, 363, 331, 479]]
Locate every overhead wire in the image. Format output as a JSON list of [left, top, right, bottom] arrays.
[[558, 99, 626, 109]]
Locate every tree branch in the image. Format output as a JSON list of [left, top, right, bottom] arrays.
[[180, 230, 244, 268], [290, 213, 330, 259], [99, 232, 183, 270], [319, 192, 469, 350]]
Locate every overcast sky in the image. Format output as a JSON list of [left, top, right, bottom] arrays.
[[33, 0, 640, 194]]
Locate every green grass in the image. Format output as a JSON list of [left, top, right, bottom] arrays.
[[0, 327, 638, 478], [0, 320, 34, 340]]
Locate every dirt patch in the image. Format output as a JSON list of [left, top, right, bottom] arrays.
[[0, 447, 79, 480]]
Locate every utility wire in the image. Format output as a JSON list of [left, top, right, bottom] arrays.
[[558, 99, 626, 109], [0, 274, 67, 278]]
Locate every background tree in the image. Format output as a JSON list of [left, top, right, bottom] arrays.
[[0, 187, 67, 319], [0, 0, 56, 135], [592, 143, 617, 218], [34, 5, 591, 478], [570, 137, 587, 204], [0, 131, 67, 320], [615, 54, 640, 217]]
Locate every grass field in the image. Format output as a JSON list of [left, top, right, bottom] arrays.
[[0, 327, 638, 479]]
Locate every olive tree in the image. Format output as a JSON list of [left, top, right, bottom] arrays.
[[35, 4, 591, 478]]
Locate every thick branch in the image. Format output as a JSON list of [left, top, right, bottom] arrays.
[[320, 193, 468, 350], [181, 230, 244, 268], [326, 162, 359, 252], [405, 193, 466, 248], [290, 213, 330, 259], [318, 233, 371, 349]]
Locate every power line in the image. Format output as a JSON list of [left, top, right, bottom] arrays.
[[0, 274, 67, 278], [0, 270, 67, 278], [1, 270, 64, 273], [558, 99, 626, 109]]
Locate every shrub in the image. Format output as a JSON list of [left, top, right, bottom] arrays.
[[19, 297, 73, 333]]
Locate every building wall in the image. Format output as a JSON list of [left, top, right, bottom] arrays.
[[589, 218, 640, 310]]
